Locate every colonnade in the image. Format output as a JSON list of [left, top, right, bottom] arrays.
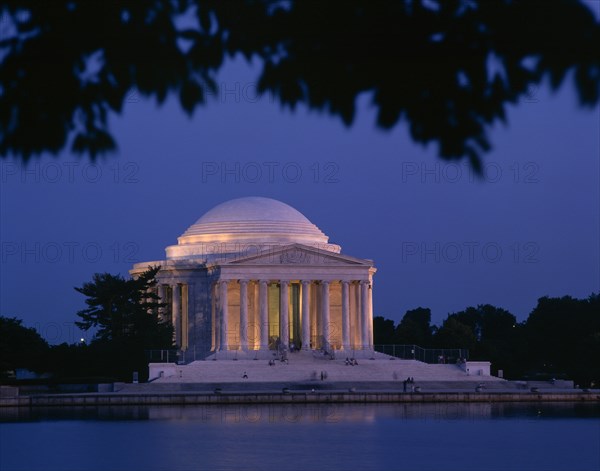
[[157, 283, 189, 350], [213, 279, 373, 352]]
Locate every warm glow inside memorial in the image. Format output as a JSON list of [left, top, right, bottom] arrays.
[[130, 197, 377, 358]]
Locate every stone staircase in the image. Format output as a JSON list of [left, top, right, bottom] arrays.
[[151, 351, 503, 384]]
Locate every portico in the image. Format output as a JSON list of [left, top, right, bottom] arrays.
[[209, 249, 374, 352]]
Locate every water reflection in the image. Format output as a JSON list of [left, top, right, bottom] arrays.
[[1, 401, 598, 423], [1, 402, 599, 471]]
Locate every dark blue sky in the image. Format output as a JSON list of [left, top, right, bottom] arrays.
[[1, 56, 598, 344]]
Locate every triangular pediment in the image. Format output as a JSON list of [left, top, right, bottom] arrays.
[[219, 244, 373, 267]]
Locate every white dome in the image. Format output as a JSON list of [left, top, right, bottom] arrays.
[[166, 197, 340, 261], [193, 197, 314, 225]]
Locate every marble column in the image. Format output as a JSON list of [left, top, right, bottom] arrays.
[[212, 283, 218, 351], [180, 283, 188, 351], [321, 281, 330, 351], [157, 284, 166, 316], [353, 282, 360, 349], [172, 284, 181, 347], [341, 280, 350, 351], [259, 280, 269, 350], [219, 280, 229, 351], [361, 281, 369, 350], [368, 280, 374, 348], [239, 280, 248, 351], [280, 280, 289, 349], [301, 280, 311, 350]]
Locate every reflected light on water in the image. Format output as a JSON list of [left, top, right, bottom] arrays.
[[1, 403, 598, 471]]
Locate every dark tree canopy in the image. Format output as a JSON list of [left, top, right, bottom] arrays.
[[395, 307, 433, 345], [0, 316, 49, 373], [434, 316, 478, 350], [438, 304, 523, 370], [444, 304, 517, 342], [373, 315, 396, 345], [371, 295, 599, 385], [75, 266, 174, 349], [525, 294, 600, 382], [1, 0, 598, 167]]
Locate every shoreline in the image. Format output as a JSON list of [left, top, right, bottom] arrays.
[[2, 390, 599, 407]]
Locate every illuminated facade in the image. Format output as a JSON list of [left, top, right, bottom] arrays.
[[130, 197, 376, 358]]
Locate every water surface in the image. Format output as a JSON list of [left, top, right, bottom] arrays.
[[1, 402, 598, 471]]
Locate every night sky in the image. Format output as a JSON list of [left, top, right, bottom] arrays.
[[1, 53, 598, 344]]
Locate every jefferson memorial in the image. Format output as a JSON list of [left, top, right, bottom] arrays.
[[130, 197, 376, 359]]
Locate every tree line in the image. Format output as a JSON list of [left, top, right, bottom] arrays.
[[1, 264, 598, 386], [373, 294, 599, 386], [0, 267, 173, 382]]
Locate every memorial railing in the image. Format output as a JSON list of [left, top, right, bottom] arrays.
[[146, 344, 469, 365], [373, 344, 469, 364]]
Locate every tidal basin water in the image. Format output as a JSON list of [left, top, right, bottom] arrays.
[[1, 402, 598, 471]]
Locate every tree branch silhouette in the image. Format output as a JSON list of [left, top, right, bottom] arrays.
[[1, 0, 598, 168]]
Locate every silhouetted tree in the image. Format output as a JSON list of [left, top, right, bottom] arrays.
[[396, 307, 434, 346], [73, 266, 174, 381], [75, 266, 173, 349], [524, 294, 600, 386], [436, 304, 524, 375], [434, 317, 478, 352], [373, 296, 599, 384], [373, 316, 397, 345], [0, 316, 49, 375], [1, 1, 598, 166]]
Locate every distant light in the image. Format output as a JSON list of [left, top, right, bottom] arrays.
[[80, 338, 86, 343]]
